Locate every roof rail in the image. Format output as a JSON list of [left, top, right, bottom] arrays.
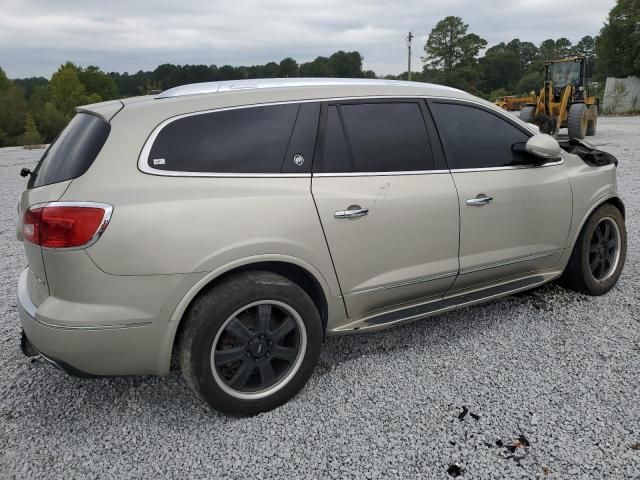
[[155, 77, 457, 99]]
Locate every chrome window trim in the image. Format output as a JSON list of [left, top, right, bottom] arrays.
[[25, 201, 114, 252], [449, 160, 564, 173], [314, 169, 450, 177], [138, 94, 546, 178]]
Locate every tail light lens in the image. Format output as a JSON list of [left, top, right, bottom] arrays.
[[22, 202, 112, 249]]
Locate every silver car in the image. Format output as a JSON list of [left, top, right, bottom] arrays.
[[16, 78, 627, 415]]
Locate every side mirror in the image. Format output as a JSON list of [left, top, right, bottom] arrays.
[[525, 134, 562, 162]]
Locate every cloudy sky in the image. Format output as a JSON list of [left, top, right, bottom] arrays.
[[0, 0, 615, 79]]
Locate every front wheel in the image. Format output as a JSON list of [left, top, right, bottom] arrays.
[[586, 105, 598, 136], [559, 204, 626, 295], [179, 271, 323, 415], [567, 103, 588, 139]]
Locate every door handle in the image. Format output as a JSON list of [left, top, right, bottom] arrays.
[[466, 194, 493, 206], [335, 206, 369, 218]]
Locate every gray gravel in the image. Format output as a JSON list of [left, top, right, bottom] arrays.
[[1, 117, 639, 479]]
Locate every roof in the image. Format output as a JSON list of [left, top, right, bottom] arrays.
[[155, 77, 463, 99], [79, 78, 479, 126]]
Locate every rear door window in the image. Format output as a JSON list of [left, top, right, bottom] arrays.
[[30, 113, 111, 188], [315, 106, 352, 173], [148, 103, 304, 174], [314, 101, 435, 173]]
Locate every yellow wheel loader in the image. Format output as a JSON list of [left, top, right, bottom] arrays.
[[519, 57, 598, 139]]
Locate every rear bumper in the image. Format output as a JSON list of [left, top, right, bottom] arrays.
[[17, 268, 167, 376], [20, 329, 102, 378]]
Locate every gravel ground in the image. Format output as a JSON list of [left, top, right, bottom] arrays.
[[0, 117, 639, 479]]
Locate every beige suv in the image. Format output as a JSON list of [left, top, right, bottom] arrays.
[[17, 78, 626, 415]]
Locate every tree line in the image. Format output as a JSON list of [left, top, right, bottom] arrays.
[[0, 0, 637, 148]]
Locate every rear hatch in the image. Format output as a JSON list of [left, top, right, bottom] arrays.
[[18, 112, 111, 307]]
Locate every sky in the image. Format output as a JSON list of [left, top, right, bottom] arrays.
[[0, 0, 616, 79]]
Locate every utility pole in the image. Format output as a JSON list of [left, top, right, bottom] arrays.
[[406, 31, 413, 81]]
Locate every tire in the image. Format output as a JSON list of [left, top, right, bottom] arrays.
[[567, 103, 588, 139], [559, 204, 626, 295], [586, 105, 598, 136], [520, 105, 535, 123], [179, 271, 323, 415]]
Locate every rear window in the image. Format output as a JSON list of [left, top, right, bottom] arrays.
[[147, 103, 301, 174], [30, 113, 110, 188]]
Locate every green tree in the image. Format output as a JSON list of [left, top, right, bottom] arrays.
[[279, 57, 299, 77], [0, 67, 10, 90], [422, 16, 487, 72], [516, 70, 544, 94], [299, 57, 333, 77], [596, 0, 640, 77], [49, 62, 89, 118], [262, 62, 280, 78], [78, 65, 119, 100], [479, 45, 522, 92], [539, 38, 573, 62], [21, 113, 43, 146], [555, 38, 573, 58], [328, 51, 364, 77], [0, 67, 28, 147], [28, 85, 67, 142], [572, 35, 597, 78], [505, 39, 539, 73], [13, 76, 48, 99]]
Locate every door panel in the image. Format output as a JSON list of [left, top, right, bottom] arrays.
[[427, 99, 573, 292], [312, 174, 460, 317], [451, 165, 571, 291]]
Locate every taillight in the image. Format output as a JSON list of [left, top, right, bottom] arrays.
[[22, 202, 112, 249]]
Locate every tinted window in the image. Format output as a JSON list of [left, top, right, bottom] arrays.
[[149, 103, 299, 173], [281, 102, 320, 174], [30, 113, 110, 188], [340, 103, 434, 172], [315, 106, 352, 173], [430, 102, 531, 169]]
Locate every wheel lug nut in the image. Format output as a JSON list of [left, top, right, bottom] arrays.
[[245, 352, 251, 358], [267, 340, 273, 346]]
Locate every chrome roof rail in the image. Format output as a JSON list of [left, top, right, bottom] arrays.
[[155, 78, 459, 99]]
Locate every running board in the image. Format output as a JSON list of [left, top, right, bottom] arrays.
[[363, 275, 546, 327]]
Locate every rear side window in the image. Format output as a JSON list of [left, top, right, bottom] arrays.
[[148, 103, 301, 174], [315, 102, 435, 173], [30, 113, 110, 188], [430, 102, 531, 169]]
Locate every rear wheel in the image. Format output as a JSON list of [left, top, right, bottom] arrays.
[[567, 103, 588, 139], [520, 105, 535, 123], [586, 105, 598, 136], [559, 204, 626, 295], [179, 271, 323, 415]]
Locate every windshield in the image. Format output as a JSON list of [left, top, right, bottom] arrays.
[[548, 61, 581, 88]]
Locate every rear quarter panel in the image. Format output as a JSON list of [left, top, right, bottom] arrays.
[[59, 104, 341, 299]]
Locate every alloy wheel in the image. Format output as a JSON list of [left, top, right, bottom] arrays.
[[588, 217, 621, 281], [210, 300, 306, 400]]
